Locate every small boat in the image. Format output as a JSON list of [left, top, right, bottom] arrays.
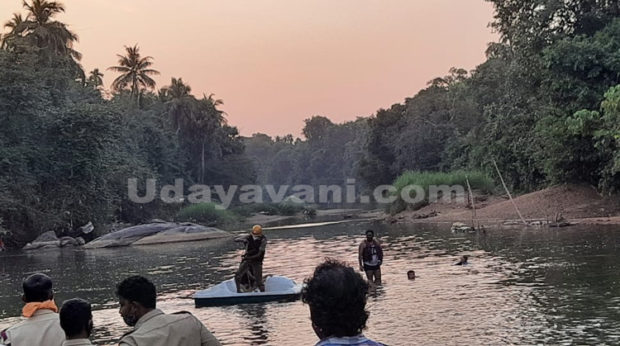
[[194, 275, 303, 307]]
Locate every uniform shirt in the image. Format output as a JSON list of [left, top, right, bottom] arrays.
[[0, 309, 65, 346], [62, 339, 94, 346], [119, 309, 221, 346]]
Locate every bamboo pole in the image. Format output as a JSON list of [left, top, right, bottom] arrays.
[[465, 176, 477, 229], [492, 159, 528, 226]]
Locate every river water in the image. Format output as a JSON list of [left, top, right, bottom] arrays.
[[1, 220, 620, 345]]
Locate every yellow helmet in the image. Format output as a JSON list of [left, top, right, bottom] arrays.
[[251, 225, 263, 235]]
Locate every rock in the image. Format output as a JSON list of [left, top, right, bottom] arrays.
[[22, 231, 60, 250], [79, 222, 94, 234], [59, 236, 80, 247], [549, 221, 573, 228], [413, 211, 438, 219], [133, 225, 230, 245], [23, 240, 60, 251], [451, 222, 474, 233], [35, 231, 59, 242], [84, 222, 231, 248]]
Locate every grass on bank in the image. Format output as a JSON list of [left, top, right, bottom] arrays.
[[175, 203, 239, 227], [176, 202, 317, 227], [390, 170, 495, 214]]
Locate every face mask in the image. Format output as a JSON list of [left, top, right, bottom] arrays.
[[366, 236, 373, 242], [123, 314, 139, 327], [252, 235, 260, 240]]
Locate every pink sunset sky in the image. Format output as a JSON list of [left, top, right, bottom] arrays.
[[1, 0, 498, 137]]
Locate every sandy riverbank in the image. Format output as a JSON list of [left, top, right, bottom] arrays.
[[388, 184, 620, 226]]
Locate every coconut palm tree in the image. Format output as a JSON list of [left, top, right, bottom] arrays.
[[21, 0, 81, 60], [87, 68, 103, 88], [1, 13, 27, 49], [108, 45, 159, 100], [161, 77, 194, 133]]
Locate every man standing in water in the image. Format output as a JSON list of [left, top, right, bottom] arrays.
[[358, 230, 383, 285], [234, 225, 267, 292]]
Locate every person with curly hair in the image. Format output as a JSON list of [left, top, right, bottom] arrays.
[[302, 259, 385, 346], [116, 275, 221, 346]]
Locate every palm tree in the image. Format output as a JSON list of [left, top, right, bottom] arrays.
[[1, 13, 26, 49], [87, 68, 103, 88], [21, 0, 81, 60], [108, 45, 159, 100], [161, 77, 194, 133]]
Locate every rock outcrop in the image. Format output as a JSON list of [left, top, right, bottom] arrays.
[[23, 231, 84, 250], [84, 222, 231, 248]]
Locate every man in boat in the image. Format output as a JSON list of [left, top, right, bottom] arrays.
[[59, 298, 95, 345], [234, 224, 267, 292], [302, 259, 385, 346], [358, 230, 383, 285], [0, 273, 65, 346], [116, 275, 220, 346]]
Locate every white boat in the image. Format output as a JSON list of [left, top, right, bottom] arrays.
[[193, 275, 303, 307]]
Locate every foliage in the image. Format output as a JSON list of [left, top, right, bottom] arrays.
[[175, 203, 238, 227], [390, 171, 495, 213]]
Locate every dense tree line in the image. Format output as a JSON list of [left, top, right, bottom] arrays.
[[247, 0, 620, 199], [2, 0, 619, 244], [359, 0, 620, 193], [0, 1, 253, 245]]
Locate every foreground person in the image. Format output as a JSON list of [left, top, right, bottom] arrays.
[[302, 259, 385, 346], [59, 298, 95, 346], [0, 273, 65, 345], [116, 275, 221, 346], [358, 230, 383, 285], [234, 224, 267, 292]]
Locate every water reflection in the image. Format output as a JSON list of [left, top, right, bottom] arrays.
[[1, 222, 620, 344]]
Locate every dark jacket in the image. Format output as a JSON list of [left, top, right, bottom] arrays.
[[244, 235, 267, 263]]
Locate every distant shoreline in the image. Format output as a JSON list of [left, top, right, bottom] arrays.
[[385, 184, 620, 227]]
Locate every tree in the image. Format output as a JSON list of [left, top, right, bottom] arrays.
[[87, 68, 103, 88], [1, 13, 26, 49], [302, 116, 333, 142], [160, 77, 194, 133], [20, 0, 81, 60], [108, 44, 159, 100]]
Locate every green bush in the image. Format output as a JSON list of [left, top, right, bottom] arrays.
[[176, 203, 239, 226], [390, 170, 495, 213], [276, 203, 303, 216]]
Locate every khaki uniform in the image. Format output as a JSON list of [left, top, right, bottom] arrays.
[[62, 339, 94, 345], [0, 309, 65, 346], [119, 309, 221, 346]]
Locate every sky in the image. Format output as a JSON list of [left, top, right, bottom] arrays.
[[1, 0, 498, 137]]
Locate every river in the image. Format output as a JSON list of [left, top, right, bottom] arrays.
[[1, 220, 620, 345]]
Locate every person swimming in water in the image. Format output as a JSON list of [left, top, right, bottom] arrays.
[[455, 255, 469, 265], [407, 270, 415, 280]]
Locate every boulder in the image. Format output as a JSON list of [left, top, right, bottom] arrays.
[[59, 236, 80, 247], [22, 231, 60, 250], [451, 222, 474, 233], [84, 222, 231, 248]]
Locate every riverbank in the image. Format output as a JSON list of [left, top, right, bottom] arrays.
[[242, 208, 370, 228], [388, 184, 620, 226]]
